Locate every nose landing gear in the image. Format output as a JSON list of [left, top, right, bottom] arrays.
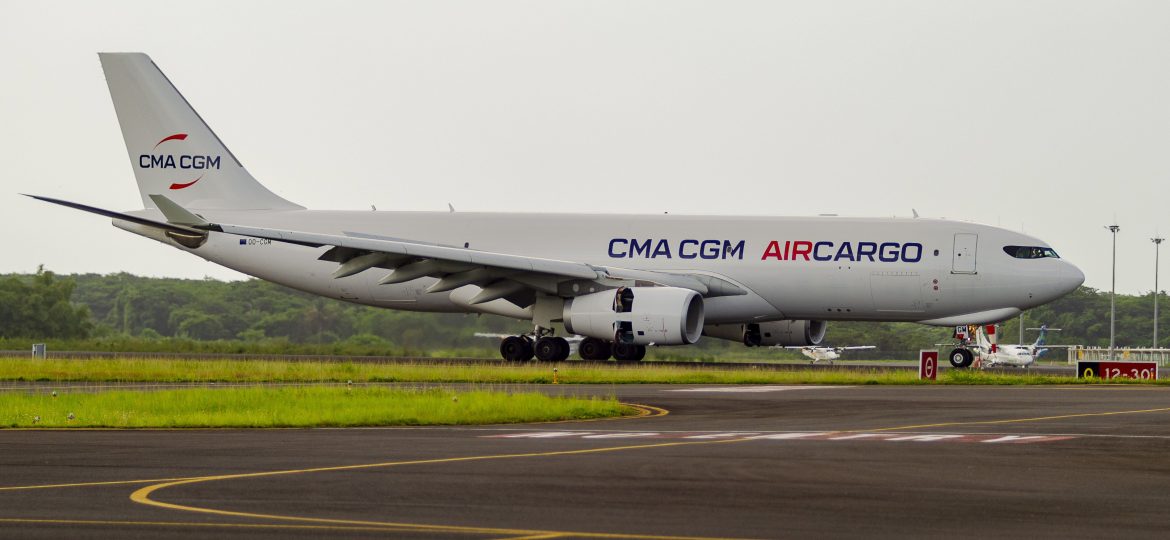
[[948, 348, 974, 368]]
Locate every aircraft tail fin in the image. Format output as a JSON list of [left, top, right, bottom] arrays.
[[99, 53, 303, 211], [1033, 325, 1048, 348]]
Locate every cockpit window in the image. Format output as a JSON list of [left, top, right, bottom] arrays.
[[1003, 246, 1060, 259]]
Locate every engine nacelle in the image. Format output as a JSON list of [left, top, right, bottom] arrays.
[[704, 320, 827, 347], [563, 287, 704, 345]]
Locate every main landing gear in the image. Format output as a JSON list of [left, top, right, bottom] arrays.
[[498, 333, 645, 362], [577, 337, 645, 361], [499, 336, 534, 362], [611, 342, 646, 362], [500, 334, 571, 362], [533, 336, 571, 362], [577, 337, 611, 361]]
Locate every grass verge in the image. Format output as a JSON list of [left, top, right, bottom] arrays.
[[0, 387, 630, 428], [0, 357, 1165, 385]]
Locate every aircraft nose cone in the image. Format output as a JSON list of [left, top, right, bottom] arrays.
[[1059, 261, 1085, 295]]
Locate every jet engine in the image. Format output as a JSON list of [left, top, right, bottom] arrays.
[[563, 287, 704, 346], [704, 320, 827, 347]]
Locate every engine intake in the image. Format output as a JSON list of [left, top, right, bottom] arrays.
[[704, 320, 827, 347], [563, 286, 704, 345]]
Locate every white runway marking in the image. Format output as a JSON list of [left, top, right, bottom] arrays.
[[666, 385, 852, 393], [485, 431, 1075, 444]]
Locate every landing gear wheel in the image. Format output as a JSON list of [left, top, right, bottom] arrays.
[[535, 337, 571, 362], [551, 337, 571, 361], [613, 343, 646, 362], [948, 348, 974, 368], [501, 336, 535, 362], [578, 338, 612, 361]]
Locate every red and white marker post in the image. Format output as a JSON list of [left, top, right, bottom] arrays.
[[919, 350, 938, 381]]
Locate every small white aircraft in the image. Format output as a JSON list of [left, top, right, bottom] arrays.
[[784, 345, 876, 364], [982, 325, 1065, 368], [948, 324, 1061, 368], [28, 53, 1085, 363]]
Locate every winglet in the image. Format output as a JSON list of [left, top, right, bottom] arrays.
[[149, 194, 210, 226]]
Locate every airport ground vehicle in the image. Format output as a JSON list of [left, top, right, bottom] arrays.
[[30, 53, 1084, 362]]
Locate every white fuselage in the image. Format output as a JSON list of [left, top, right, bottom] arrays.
[[983, 345, 1036, 367], [801, 348, 842, 362], [118, 209, 1084, 327]]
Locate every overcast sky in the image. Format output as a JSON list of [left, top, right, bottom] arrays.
[[2, 1, 1168, 294]]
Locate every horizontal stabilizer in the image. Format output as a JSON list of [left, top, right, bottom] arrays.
[[25, 194, 204, 235]]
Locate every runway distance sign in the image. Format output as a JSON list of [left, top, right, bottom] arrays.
[[1077, 361, 1158, 380], [919, 350, 938, 380]]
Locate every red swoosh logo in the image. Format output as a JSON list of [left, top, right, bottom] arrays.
[[169, 175, 203, 190], [154, 133, 188, 149]]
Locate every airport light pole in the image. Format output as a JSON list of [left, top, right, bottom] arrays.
[[1107, 225, 1120, 358], [1154, 237, 1164, 349]]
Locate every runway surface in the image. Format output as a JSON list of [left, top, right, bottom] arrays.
[[2, 384, 1169, 539]]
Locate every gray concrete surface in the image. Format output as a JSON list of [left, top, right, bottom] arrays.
[[1, 384, 1168, 539]]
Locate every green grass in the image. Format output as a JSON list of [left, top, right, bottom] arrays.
[[0, 357, 1164, 386], [0, 386, 630, 428]]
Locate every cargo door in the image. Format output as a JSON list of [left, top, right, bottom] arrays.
[[952, 234, 978, 274]]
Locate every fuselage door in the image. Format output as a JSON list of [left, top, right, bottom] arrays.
[[952, 233, 978, 274]]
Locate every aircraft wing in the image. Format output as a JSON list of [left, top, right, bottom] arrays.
[[212, 222, 747, 307], [29, 194, 747, 308], [23, 195, 205, 236]]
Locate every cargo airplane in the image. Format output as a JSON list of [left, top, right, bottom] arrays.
[[28, 53, 1085, 362]]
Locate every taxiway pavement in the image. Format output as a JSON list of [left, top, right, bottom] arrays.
[[1, 384, 1168, 539]]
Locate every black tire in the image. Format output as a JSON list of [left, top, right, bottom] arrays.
[[613, 342, 644, 362], [578, 338, 611, 361], [551, 337, 571, 361], [519, 338, 534, 362], [501, 336, 535, 362], [534, 337, 563, 362], [948, 348, 974, 368]]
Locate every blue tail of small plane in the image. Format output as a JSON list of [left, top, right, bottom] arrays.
[[1032, 325, 1049, 358]]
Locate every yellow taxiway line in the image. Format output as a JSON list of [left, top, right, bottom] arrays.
[[128, 438, 752, 539], [4, 401, 1170, 538]]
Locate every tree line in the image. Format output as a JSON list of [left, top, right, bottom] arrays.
[[1, 269, 1167, 356]]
